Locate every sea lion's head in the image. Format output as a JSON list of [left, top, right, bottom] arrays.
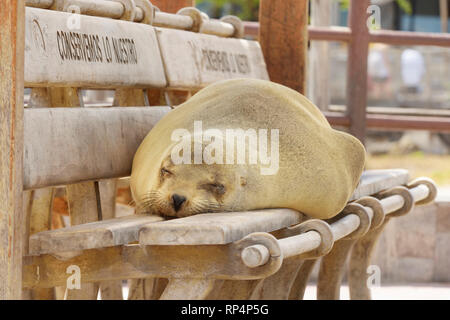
[[132, 135, 253, 218]]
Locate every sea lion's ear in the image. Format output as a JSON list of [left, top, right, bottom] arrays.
[[240, 177, 247, 186]]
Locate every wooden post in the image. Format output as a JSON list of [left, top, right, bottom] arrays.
[[440, 0, 448, 33], [151, 0, 195, 13], [259, 0, 309, 95], [346, 0, 370, 143], [0, 0, 25, 300], [65, 182, 101, 300]]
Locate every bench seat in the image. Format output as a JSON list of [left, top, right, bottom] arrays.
[[28, 169, 409, 255]]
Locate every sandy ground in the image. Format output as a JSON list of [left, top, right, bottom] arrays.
[[118, 284, 450, 300], [437, 185, 450, 202], [303, 283, 450, 300]]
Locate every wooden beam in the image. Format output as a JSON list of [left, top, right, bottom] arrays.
[[0, 0, 25, 300], [29, 215, 164, 255], [24, 7, 167, 89], [369, 29, 450, 47], [346, 0, 370, 143], [325, 112, 450, 133], [151, 0, 195, 13], [440, 0, 448, 33], [156, 28, 269, 90], [23, 107, 170, 190], [244, 22, 450, 47], [258, 0, 309, 94], [23, 242, 281, 289]]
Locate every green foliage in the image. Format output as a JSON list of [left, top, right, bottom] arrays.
[[338, 0, 350, 10], [196, 0, 413, 20], [336, 0, 412, 15], [395, 0, 412, 15], [196, 0, 260, 20]]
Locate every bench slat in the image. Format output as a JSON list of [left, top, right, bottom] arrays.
[[23, 107, 170, 189], [139, 209, 303, 245], [349, 169, 409, 201], [156, 28, 269, 90], [28, 215, 164, 255], [29, 209, 302, 255], [25, 7, 166, 88]]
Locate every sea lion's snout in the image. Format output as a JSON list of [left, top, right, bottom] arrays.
[[172, 194, 187, 212]]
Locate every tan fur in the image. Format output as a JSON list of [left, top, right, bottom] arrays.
[[130, 79, 366, 219]]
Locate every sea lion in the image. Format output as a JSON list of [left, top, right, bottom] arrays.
[[130, 79, 366, 219]]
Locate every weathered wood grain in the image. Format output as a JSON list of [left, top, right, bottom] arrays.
[[160, 279, 215, 300], [156, 27, 269, 90], [27, 188, 55, 299], [0, 0, 25, 300], [29, 214, 164, 255], [127, 278, 161, 300], [24, 7, 166, 88], [65, 181, 100, 299], [139, 209, 302, 245], [349, 169, 409, 201], [97, 179, 124, 300], [23, 107, 171, 190], [23, 241, 281, 289]]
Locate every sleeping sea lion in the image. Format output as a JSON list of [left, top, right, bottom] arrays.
[[130, 79, 365, 219]]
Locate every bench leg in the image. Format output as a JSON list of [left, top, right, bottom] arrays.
[[65, 182, 101, 300], [127, 278, 167, 300], [206, 259, 314, 300], [99, 281, 123, 300], [97, 179, 124, 300], [253, 258, 304, 300], [317, 240, 356, 300], [348, 219, 389, 300], [26, 188, 56, 300], [160, 279, 215, 300], [128, 279, 148, 300], [206, 280, 264, 300], [288, 259, 318, 300]]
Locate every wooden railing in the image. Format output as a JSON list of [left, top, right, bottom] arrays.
[[246, 0, 450, 142]]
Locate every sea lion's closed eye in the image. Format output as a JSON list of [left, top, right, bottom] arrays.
[[201, 183, 226, 195], [161, 168, 172, 177]]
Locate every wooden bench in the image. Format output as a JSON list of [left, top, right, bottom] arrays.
[[1, 1, 438, 300]]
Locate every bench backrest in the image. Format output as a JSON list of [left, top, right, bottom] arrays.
[[23, 6, 269, 190]]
